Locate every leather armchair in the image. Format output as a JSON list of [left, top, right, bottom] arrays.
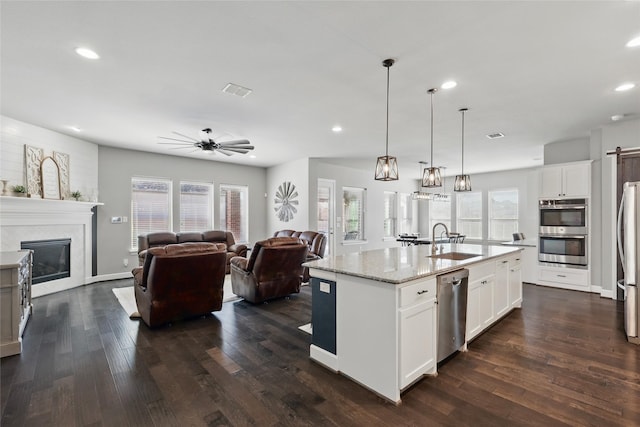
[[230, 237, 308, 303], [273, 230, 327, 282], [132, 242, 227, 328], [137, 230, 248, 274]]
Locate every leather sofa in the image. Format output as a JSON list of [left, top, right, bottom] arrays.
[[273, 230, 327, 282], [138, 230, 248, 274], [230, 237, 309, 303], [132, 242, 227, 328]]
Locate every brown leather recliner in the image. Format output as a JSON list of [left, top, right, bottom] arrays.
[[137, 230, 248, 274], [132, 242, 227, 328], [273, 230, 327, 282], [230, 237, 309, 303]]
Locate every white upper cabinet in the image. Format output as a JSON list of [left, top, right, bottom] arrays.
[[540, 161, 591, 198]]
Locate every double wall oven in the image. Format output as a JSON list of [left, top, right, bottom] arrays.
[[539, 198, 588, 268]]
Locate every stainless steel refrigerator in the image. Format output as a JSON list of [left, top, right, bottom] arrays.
[[617, 181, 640, 344]]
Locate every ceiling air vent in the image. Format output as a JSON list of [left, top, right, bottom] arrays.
[[486, 132, 505, 140], [222, 83, 252, 98]]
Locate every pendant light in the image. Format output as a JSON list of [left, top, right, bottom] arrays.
[[375, 58, 399, 181], [412, 161, 432, 200], [422, 88, 442, 187], [454, 108, 472, 191]]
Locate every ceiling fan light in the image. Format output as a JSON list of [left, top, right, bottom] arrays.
[[454, 174, 472, 192], [422, 166, 442, 188], [375, 156, 399, 181]]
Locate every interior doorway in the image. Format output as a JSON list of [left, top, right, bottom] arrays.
[[317, 179, 336, 257], [616, 149, 640, 300]]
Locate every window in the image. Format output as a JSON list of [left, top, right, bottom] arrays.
[[428, 196, 451, 238], [131, 177, 172, 250], [180, 181, 213, 232], [398, 193, 413, 235], [383, 191, 397, 238], [219, 184, 248, 244], [489, 189, 519, 241], [456, 192, 482, 240], [343, 187, 366, 241]]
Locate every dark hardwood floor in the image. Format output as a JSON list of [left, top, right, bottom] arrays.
[[2, 280, 639, 426]]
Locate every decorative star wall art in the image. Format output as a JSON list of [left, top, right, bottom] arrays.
[[274, 181, 298, 222]]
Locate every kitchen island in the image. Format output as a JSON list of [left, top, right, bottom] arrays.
[[304, 243, 523, 404]]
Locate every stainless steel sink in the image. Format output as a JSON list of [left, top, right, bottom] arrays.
[[428, 252, 479, 261]]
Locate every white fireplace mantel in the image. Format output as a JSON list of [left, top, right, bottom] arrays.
[[0, 196, 103, 297]]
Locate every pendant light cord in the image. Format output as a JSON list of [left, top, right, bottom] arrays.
[[461, 109, 465, 175], [385, 64, 390, 157], [430, 91, 434, 165]]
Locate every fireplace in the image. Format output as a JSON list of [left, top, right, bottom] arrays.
[[21, 238, 71, 284]]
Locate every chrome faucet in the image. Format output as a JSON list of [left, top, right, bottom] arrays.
[[432, 222, 449, 254]]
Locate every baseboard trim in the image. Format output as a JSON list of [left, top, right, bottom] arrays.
[[32, 272, 132, 298]]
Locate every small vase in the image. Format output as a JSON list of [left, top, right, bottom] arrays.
[[1, 180, 8, 196]]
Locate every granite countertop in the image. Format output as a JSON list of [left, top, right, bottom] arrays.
[[303, 243, 522, 284], [500, 239, 537, 248]]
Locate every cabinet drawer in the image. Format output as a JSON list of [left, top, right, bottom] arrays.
[[468, 261, 496, 282], [539, 267, 588, 286], [509, 255, 522, 268], [400, 278, 436, 308]]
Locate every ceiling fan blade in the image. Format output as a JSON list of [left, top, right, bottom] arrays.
[[166, 146, 195, 150], [219, 147, 252, 154], [216, 148, 234, 156], [218, 139, 251, 146], [219, 144, 254, 151], [158, 136, 195, 144], [171, 131, 200, 142]]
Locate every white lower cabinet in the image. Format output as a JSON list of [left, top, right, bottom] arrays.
[[494, 259, 510, 318], [509, 257, 523, 307], [467, 252, 523, 343], [399, 297, 436, 389], [467, 262, 496, 341]]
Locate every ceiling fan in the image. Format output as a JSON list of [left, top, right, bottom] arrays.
[[158, 128, 254, 156]]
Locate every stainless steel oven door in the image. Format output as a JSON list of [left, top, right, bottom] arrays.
[[538, 234, 587, 266], [539, 204, 587, 235]]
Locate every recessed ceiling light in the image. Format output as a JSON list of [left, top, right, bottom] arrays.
[[441, 81, 457, 89], [68, 126, 81, 132], [249, 155, 256, 159], [332, 125, 342, 133], [615, 83, 635, 92], [626, 36, 640, 48], [75, 47, 99, 59]]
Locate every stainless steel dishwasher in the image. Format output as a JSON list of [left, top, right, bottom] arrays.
[[437, 269, 469, 362]]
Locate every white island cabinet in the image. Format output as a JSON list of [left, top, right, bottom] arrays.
[[305, 243, 522, 404]]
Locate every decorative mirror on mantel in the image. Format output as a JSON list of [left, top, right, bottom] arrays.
[[40, 156, 61, 200]]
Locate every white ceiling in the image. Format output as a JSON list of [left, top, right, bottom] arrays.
[[2, 1, 639, 179]]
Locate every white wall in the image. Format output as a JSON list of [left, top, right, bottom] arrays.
[[0, 115, 99, 195], [97, 146, 268, 275], [417, 169, 540, 244], [599, 118, 640, 296], [543, 137, 591, 165], [266, 157, 310, 234], [309, 159, 419, 256]]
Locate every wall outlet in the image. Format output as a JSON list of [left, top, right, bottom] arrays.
[[123, 258, 129, 267]]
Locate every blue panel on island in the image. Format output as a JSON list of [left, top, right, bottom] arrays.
[[311, 277, 336, 355]]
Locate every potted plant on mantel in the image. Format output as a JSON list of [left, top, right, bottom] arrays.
[[70, 190, 82, 201], [11, 185, 27, 197]]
